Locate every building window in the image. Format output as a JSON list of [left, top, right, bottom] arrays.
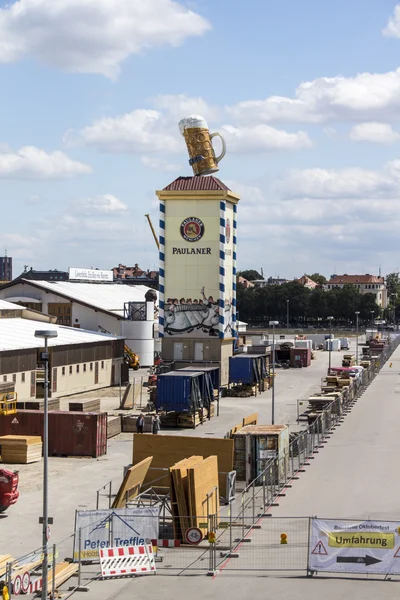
[[21, 373, 25, 383], [3, 375, 6, 382], [76, 365, 80, 373], [12, 374, 16, 383], [90, 363, 93, 371], [62, 367, 66, 376], [101, 361, 104, 369], [69, 366, 72, 375], [83, 364, 87, 372]]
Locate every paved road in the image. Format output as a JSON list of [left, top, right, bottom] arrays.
[[67, 340, 400, 598]]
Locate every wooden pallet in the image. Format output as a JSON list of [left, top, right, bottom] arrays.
[[0, 435, 42, 464], [69, 399, 101, 412]]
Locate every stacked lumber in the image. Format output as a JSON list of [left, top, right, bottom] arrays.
[[143, 415, 153, 433], [107, 416, 121, 438], [187, 456, 219, 530], [169, 455, 219, 540], [342, 354, 355, 367], [24, 399, 60, 411], [133, 434, 233, 494], [69, 398, 101, 412], [170, 456, 203, 539], [177, 412, 203, 428], [112, 457, 153, 508], [160, 412, 178, 428], [34, 562, 79, 593], [0, 435, 42, 463], [122, 415, 138, 433], [0, 555, 14, 577], [225, 384, 255, 398]]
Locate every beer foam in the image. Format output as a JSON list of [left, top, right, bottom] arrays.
[[178, 115, 208, 135]]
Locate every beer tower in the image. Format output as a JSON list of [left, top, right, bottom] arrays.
[[156, 115, 239, 384]]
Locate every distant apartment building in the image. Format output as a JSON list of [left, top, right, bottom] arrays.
[[295, 275, 319, 289], [237, 276, 254, 289], [0, 255, 12, 282], [324, 274, 388, 308], [112, 264, 158, 288]]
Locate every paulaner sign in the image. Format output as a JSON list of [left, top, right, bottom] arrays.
[[172, 247, 211, 255]]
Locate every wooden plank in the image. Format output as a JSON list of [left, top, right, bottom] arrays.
[[242, 412, 258, 427], [112, 457, 153, 508], [133, 434, 233, 493], [170, 456, 203, 540], [69, 399, 101, 412], [187, 456, 219, 529]]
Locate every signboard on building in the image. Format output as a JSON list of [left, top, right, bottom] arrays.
[[309, 518, 400, 575], [73, 507, 159, 561], [69, 267, 113, 282]]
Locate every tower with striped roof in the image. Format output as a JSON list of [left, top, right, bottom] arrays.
[[156, 176, 239, 385]]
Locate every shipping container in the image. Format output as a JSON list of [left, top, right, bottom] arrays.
[[229, 354, 267, 385], [233, 425, 289, 484], [0, 410, 107, 457], [290, 347, 312, 368], [156, 371, 206, 413], [178, 365, 219, 400], [325, 339, 341, 352]]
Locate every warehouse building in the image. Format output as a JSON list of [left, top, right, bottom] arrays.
[[0, 300, 125, 401], [0, 279, 158, 366]]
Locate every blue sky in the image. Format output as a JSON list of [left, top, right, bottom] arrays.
[[1, 0, 400, 278]]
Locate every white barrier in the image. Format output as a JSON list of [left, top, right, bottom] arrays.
[[99, 545, 156, 578]]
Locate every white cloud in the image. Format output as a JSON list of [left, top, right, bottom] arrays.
[[383, 4, 400, 38], [227, 68, 400, 124], [152, 94, 220, 122], [72, 194, 128, 215], [0, 145, 92, 180], [0, 0, 210, 79], [141, 156, 181, 172], [350, 122, 400, 143], [276, 161, 400, 200], [220, 124, 312, 152], [72, 109, 180, 154]]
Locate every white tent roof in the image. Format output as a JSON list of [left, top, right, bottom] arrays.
[[0, 318, 122, 352], [6, 280, 158, 317], [0, 299, 25, 310]]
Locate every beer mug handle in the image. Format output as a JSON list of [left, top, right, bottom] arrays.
[[210, 132, 226, 164]]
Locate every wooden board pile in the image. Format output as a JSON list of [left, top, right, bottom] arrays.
[[170, 455, 219, 540], [107, 416, 121, 438], [0, 435, 42, 463], [69, 398, 101, 412], [0, 555, 14, 577], [20, 399, 60, 411], [224, 384, 255, 398], [342, 354, 355, 367], [112, 457, 153, 508], [38, 562, 79, 593], [133, 434, 234, 495]]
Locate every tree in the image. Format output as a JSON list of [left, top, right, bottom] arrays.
[[307, 273, 327, 285], [237, 269, 263, 281], [386, 273, 400, 305]]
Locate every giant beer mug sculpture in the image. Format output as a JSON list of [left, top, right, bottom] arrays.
[[179, 115, 226, 176]]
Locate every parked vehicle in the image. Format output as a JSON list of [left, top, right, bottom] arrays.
[[0, 469, 19, 513]]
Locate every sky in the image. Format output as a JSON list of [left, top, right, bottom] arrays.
[[2, 0, 400, 279]]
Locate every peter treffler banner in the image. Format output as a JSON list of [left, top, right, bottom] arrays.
[[73, 508, 159, 561], [309, 518, 400, 575]]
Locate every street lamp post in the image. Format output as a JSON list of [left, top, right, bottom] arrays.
[[355, 311, 360, 365], [327, 316, 334, 371], [286, 300, 289, 330], [269, 321, 279, 425], [35, 329, 58, 600]]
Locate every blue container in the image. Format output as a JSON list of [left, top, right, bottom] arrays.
[[229, 355, 267, 385], [156, 371, 205, 413], [178, 365, 220, 390]]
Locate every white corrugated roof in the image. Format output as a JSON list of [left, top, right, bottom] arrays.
[[0, 299, 25, 310], [0, 318, 122, 351], [11, 280, 158, 317]]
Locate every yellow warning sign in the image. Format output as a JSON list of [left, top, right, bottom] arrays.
[[328, 531, 394, 549]]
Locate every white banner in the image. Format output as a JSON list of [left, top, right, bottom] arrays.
[[310, 518, 400, 575], [69, 267, 113, 281], [74, 508, 159, 561]]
